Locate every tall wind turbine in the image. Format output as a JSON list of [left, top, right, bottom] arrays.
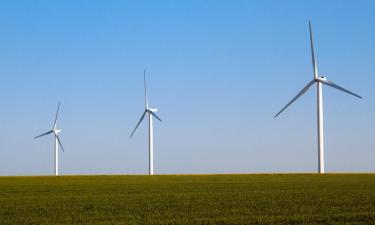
[[274, 21, 362, 174], [130, 70, 162, 175], [35, 101, 65, 176]]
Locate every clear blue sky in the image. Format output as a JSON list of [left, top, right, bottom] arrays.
[[1, 0, 374, 175]]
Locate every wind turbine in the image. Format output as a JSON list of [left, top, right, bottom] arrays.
[[274, 21, 362, 174], [35, 101, 65, 176], [130, 70, 162, 175]]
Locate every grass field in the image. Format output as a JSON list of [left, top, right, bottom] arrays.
[[0, 174, 375, 225]]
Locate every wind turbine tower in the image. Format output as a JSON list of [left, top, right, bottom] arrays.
[[275, 21, 362, 174], [130, 70, 162, 175], [35, 101, 65, 176]]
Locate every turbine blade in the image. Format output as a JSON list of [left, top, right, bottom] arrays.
[[309, 21, 318, 79], [144, 70, 149, 109], [320, 79, 362, 99], [55, 133, 64, 152], [274, 80, 315, 118], [130, 110, 147, 138], [149, 111, 162, 122], [34, 130, 54, 139], [53, 101, 60, 128]]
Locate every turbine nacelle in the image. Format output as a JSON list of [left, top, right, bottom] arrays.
[[54, 128, 61, 134], [147, 108, 157, 113], [315, 76, 327, 82]]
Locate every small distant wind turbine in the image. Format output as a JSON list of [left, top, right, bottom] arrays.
[[130, 70, 162, 175], [35, 101, 65, 176], [274, 21, 362, 174]]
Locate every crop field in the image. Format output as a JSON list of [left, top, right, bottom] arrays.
[[0, 174, 375, 225]]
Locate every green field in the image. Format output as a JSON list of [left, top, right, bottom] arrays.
[[0, 174, 375, 225]]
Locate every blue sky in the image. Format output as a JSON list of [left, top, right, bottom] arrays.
[[0, 0, 374, 175]]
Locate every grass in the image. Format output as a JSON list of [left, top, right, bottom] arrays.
[[0, 174, 375, 225]]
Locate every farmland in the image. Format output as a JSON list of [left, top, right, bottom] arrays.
[[0, 174, 375, 224]]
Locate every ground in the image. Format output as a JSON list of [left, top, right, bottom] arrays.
[[0, 174, 374, 225]]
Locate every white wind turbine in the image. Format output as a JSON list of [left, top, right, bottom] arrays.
[[275, 21, 362, 174], [35, 101, 65, 176], [130, 70, 162, 175]]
